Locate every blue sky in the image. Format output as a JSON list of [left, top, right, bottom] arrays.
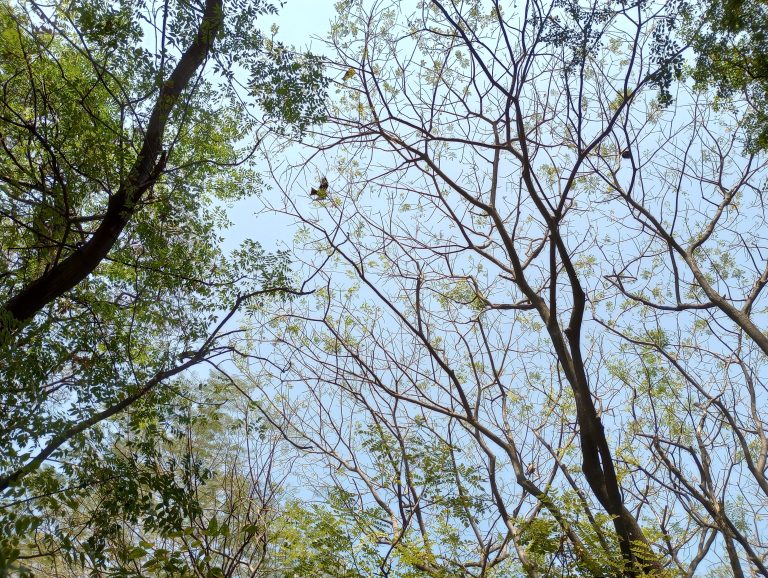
[[264, 0, 336, 48]]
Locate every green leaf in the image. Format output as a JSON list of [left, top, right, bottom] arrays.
[[127, 546, 147, 560]]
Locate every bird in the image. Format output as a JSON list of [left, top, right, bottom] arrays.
[[310, 176, 329, 200], [621, 149, 632, 160]]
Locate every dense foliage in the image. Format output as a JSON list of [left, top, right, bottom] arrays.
[[691, 0, 768, 151], [0, 0, 322, 573]]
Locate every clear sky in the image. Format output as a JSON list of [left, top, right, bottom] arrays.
[[264, 0, 336, 48]]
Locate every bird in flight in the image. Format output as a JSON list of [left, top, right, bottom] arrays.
[[310, 176, 329, 200]]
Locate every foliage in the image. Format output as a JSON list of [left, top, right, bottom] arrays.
[[689, 0, 768, 151], [14, 379, 360, 577], [0, 0, 321, 572], [4, 0, 768, 576]]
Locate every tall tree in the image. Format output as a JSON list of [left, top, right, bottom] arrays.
[[0, 0, 323, 570], [246, 0, 768, 576]]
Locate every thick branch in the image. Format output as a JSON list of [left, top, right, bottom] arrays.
[[1, 0, 223, 331]]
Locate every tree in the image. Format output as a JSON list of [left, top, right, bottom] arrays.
[[689, 0, 768, 151], [244, 0, 768, 576], [0, 0, 323, 571], [16, 378, 356, 578]]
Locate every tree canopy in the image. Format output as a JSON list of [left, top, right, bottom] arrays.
[[2, 0, 768, 577], [0, 0, 322, 572]]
